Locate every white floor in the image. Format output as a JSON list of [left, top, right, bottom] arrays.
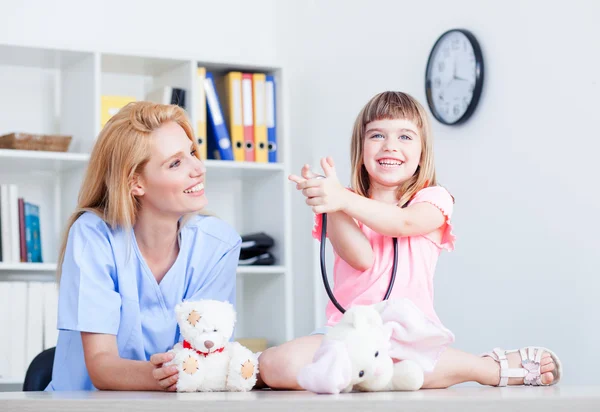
[[0, 386, 599, 411]]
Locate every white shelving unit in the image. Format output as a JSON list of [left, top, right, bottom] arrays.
[[0, 43, 293, 390]]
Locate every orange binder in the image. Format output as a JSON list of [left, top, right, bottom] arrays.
[[223, 72, 245, 161]]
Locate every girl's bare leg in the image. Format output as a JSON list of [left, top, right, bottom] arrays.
[[257, 334, 323, 389], [422, 347, 556, 389]]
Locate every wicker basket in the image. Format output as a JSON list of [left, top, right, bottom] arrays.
[[0, 132, 72, 152]]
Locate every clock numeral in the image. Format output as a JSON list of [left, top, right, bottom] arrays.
[[434, 77, 441, 88], [453, 105, 460, 116], [439, 92, 444, 102], [438, 61, 445, 72]]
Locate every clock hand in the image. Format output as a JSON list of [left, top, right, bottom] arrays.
[[453, 60, 468, 82]]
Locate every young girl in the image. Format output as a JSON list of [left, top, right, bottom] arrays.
[[45, 102, 241, 391], [258, 91, 562, 390]]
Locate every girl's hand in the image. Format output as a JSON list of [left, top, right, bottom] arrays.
[[288, 157, 348, 214], [150, 352, 179, 392]]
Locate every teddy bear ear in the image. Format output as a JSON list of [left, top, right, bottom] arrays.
[[342, 306, 381, 330]]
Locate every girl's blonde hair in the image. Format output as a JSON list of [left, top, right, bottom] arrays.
[[56, 101, 198, 281], [350, 91, 443, 207]]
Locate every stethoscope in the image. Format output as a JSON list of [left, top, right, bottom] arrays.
[[319, 205, 403, 314]]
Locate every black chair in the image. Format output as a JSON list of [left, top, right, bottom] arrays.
[[22, 347, 55, 391]]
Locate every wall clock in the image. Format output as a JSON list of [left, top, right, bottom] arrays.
[[425, 29, 484, 125]]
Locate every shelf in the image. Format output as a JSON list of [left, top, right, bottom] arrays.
[[0, 262, 285, 279], [0, 263, 56, 272], [102, 53, 190, 77], [0, 263, 57, 282], [0, 149, 284, 177], [0, 149, 89, 174], [236, 265, 286, 275], [0, 44, 91, 70], [204, 160, 285, 179], [0, 377, 23, 385], [0, 42, 292, 346]]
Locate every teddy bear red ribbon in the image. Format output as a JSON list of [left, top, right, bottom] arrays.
[[183, 340, 225, 357]]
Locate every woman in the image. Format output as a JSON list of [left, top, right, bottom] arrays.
[[45, 102, 241, 391]]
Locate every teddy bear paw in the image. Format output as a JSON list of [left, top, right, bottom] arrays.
[[226, 342, 259, 391], [240, 359, 256, 380], [182, 355, 199, 375], [169, 348, 204, 392]]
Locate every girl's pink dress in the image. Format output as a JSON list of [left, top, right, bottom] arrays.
[[312, 186, 456, 329]]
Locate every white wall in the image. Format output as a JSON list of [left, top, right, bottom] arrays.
[[277, 0, 599, 385], [0, 0, 277, 65]]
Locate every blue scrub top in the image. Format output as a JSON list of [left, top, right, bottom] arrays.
[[45, 211, 241, 391]]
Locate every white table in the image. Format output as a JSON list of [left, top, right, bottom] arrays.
[[0, 386, 598, 412]]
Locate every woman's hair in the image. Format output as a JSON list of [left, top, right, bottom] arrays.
[[350, 91, 440, 207], [56, 101, 198, 280]]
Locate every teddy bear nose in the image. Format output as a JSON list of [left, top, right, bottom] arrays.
[[204, 340, 214, 349]]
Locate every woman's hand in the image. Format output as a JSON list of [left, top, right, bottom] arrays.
[[288, 157, 349, 214], [150, 352, 179, 392]]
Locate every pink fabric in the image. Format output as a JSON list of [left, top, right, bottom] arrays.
[[296, 339, 352, 394], [312, 186, 456, 330], [376, 299, 455, 372]]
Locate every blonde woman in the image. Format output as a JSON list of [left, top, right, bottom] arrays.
[[259, 91, 562, 391], [45, 102, 240, 391]]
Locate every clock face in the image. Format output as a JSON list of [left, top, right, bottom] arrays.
[[425, 29, 484, 125]]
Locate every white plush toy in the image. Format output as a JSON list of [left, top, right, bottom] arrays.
[[297, 304, 425, 394], [165, 299, 259, 392]]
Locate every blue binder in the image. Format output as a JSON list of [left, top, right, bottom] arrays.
[[205, 72, 234, 161], [266, 75, 277, 163]]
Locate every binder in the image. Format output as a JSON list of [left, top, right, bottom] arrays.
[[223, 72, 245, 161], [100, 95, 136, 128], [265, 75, 277, 163], [204, 72, 234, 161], [241, 73, 255, 162], [196, 67, 207, 160], [252, 73, 268, 163]]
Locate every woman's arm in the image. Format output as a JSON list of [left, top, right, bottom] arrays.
[[82, 332, 178, 391]]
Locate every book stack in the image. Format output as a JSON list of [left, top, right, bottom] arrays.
[[0, 184, 42, 263]]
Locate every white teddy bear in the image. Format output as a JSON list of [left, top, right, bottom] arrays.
[[165, 299, 259, 392], [297, 304, 424, 394]]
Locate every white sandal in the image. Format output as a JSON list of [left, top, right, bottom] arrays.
[[482, 347, 563, 386]]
